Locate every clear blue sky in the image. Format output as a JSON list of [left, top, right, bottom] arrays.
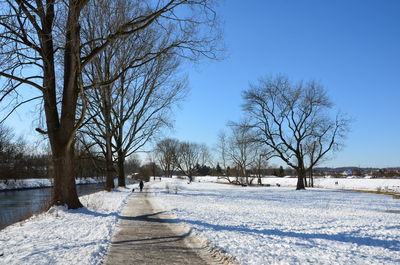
[[167, 0, 400, 168]]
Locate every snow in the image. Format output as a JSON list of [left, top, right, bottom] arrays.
[[194, 176, 400, 193], [0, 177, 105, 191], [1, 177, 399, 264], [314, 178, 400, 193], [0, 185, 134, 265], [150, 178, 400, 265]]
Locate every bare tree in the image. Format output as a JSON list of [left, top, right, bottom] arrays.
[[174, 141, 203, 182], [0, 0, 221, 208], [0, 124, 53, 179], [215, 130, 228, 174], [75, 141, 106, 179], [80, 0, 215, 188], [147, 153, 159, 181], [124, 154, 141, 177], [112, 55, 186, 187], [199, 143, 211, 166], [156, 138, 179, 178], [81, 41, 186, 189], [252, 149, 271, 185], [242, 74, 349, 190], [227, 122, 261, 185]]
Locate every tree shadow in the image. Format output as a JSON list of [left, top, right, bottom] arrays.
[[111, 228, 194, 246], [66, 207, 117, 218], [177, 219, 400, 251], [119, 211, 400, 251], [384, 209, 400, 214], [118, 211, 180, 223], [25, 241, 99, 258]]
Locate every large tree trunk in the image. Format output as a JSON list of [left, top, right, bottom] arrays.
[[296, 168, 306, 190], [105, 136, 115, 190], [103, 83, 115, 191], [46, 0, 88, 209], [115, 118, 126, 187], [167, 164, 171, 178], [52, 144, 82, 208], [244, 168, 249, 185], [117, 150, 126, 187]]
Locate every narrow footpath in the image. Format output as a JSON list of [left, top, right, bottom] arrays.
[[105, 187, 226, 265]]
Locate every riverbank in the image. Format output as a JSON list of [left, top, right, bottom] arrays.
[[0, 182, 108, 230], [0, 185, 135, 265], [0, 177, 105, 191]]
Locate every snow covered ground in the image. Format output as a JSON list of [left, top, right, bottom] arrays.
[[1, 177, 399, 265], [0, 185, 133, 265], [314, 177, 400, 193], [0, 177, 105, 191], [150, 178, 400, 265], [196, 176, 400, 193]]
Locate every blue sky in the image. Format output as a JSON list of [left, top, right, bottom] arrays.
[[167, 0, 400, 168]]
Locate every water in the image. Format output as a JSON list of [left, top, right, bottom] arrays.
[[0, 183, 105, 230]]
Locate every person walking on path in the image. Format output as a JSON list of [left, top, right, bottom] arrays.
[[139, 180, 144, 192]]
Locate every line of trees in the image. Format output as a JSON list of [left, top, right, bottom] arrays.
[[0, 0, 221, 208], [0, 124, 49, 179], [0, 124, 107, 179], [155, 139, 210, 183], [152, 74, 349, 190], [154, 136, 274, 185]]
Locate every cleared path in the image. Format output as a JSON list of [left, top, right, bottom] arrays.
[[105, 188, 223, 265]]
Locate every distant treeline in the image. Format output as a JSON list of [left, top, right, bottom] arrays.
[[0, 125, 107, 179]]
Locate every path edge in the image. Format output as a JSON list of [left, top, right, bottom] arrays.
[[147, 191, 240, 265]]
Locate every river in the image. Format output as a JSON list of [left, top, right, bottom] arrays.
[[0, 183, 106, 230]]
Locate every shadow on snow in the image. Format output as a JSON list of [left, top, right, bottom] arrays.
[[118, 211, 400, 252]]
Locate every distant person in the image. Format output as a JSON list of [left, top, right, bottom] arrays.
[[139, 180, 144, 192]]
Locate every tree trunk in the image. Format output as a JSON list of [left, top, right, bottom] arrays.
[[103, 83, 115, 191], [46, 1, 88, 209], [152, 163, 156, 180], [296, 168, 306, 190], [188, 174, 193, 183], [167, 164, 171, 178], [52, 143, 82, 208], [309, 169, 314, 187], [117, 150, 126, 187], [105, 137, 115, 191]]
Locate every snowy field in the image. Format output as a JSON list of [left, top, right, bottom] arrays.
[[1, 177, 399, 265], [150, 178, 400, 265], [0, 186, 133, 265], [314, 178, 400, 193], [0, 177, 105, 191], [197, 176, 400, 193]]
